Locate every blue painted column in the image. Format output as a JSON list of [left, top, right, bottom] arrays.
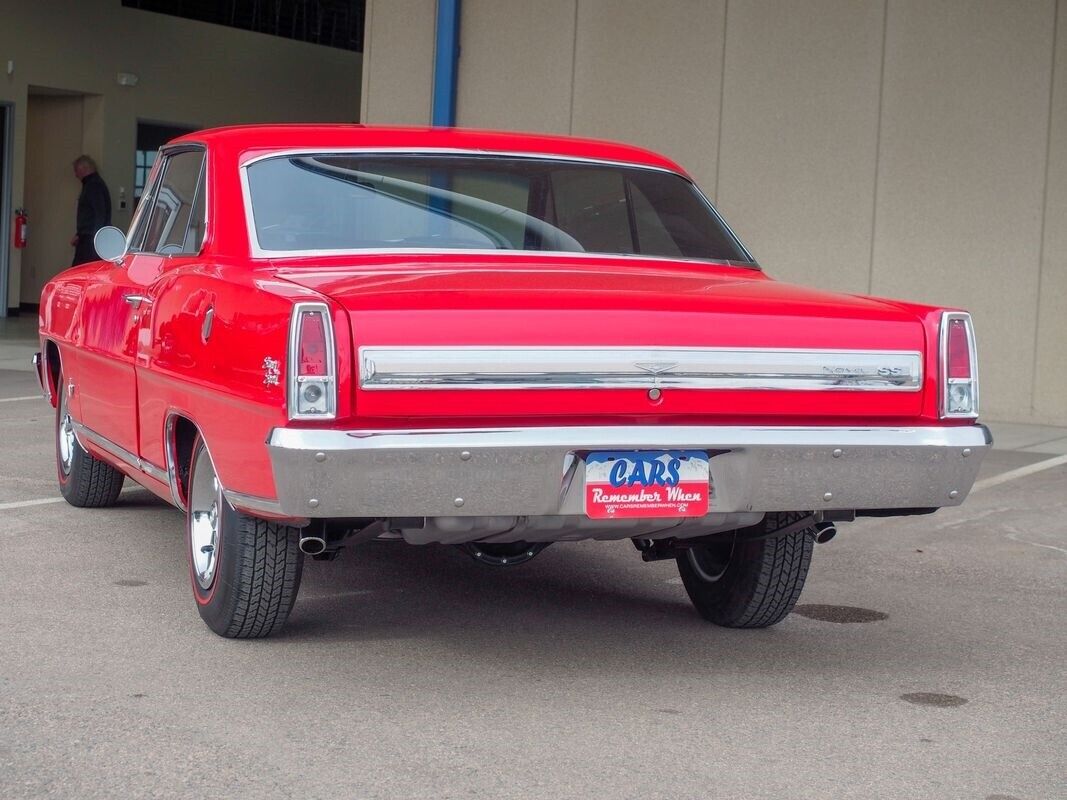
[[431, 0, 461, 126]]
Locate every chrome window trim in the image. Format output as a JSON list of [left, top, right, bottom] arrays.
[[939, 311, 980, 419], [358, 346, 924, 392], [238, 148, 757, 265], [129, 143, 209, 258], [287, 301, 338, 420]]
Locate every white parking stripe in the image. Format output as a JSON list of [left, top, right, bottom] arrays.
[[971, 453, 1067, 492], [0, 496, 66, 511], [0, 487, 143, 512], [0, 395, 42, 403]]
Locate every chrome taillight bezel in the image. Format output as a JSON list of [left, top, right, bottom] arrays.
[[287, 301, 337, 421], [939, 311, 979, 419]]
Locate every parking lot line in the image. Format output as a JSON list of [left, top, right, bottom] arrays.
[[971, 453, 1067, 492], [0, 395, 42, 403], [0, 496, 67, 511]]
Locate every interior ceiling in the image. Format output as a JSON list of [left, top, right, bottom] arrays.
[[121, 0, 366, 53]]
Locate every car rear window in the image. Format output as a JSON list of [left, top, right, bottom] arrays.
[[244, 154, 754, 264]]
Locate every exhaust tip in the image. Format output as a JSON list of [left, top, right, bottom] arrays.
[[813, 523, 837, 544], [299, 536, 327, 555]]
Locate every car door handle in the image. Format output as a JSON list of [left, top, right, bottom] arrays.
[[124, 294, 148, 309]]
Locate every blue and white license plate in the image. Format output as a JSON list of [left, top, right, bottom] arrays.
[[585, 450, 710, 519]]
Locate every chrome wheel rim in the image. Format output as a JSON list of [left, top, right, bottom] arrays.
[[189, 447, 221, 589], [58, 392, 75, 476]]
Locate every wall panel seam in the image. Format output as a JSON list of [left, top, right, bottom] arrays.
[[868, 0, 889, 296], [713, 0, 729, 204], [567, 0, 579, 135], [1030, 0, 1061, 412]]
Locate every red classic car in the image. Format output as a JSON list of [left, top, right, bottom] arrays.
[[35, 125, 990, 638]]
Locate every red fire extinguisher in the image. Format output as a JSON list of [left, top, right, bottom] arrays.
[[13, 208, 28, 249]]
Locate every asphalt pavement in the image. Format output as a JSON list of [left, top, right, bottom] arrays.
[[1, 355, 1065, 800]]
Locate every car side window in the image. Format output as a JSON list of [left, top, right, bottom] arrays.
[[137, 149, 206, 255]]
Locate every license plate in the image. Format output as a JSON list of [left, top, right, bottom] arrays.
[[584, 450, 710, 519]]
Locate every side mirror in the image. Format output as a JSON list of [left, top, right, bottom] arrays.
[[94, 226, 129, 264]]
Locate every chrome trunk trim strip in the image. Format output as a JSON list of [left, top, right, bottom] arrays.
[[358, 346, 923, 392]]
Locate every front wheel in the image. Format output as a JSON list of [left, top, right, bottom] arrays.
[[187, 436, 304, 638], [676, 518, 814, 628]]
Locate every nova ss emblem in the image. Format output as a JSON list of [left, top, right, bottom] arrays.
[[263, 357, 281, 386], [633, 362, 679, 376]]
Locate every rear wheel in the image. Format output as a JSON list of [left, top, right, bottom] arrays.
[[676, 516, 814, 628], [187, 435, 304, 638], [55, 369, 124, 508]]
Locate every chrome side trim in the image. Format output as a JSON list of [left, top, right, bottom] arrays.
[[141, 460, 169, 484], [74, 422, 140, 469], [358, 346, 923, 391], [74, 422, 170, 488]]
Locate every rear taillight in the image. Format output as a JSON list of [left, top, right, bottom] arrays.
[[288, 302, 336, 420], [940, 311, 979, 418]]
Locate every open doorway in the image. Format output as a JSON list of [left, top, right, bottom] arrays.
[[20, 88, 103, 309]]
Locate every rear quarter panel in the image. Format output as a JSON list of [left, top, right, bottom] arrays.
[[138, 260, 344, 499]]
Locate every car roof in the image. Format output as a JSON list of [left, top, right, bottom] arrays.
[[169, 124, 688, 176]]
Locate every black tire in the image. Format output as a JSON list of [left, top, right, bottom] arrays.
[[187, 436, 303, 638], [56, 370, 125, 508], [676, 514, 814, 628]]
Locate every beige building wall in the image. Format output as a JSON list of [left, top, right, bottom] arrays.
[[1034, 2, 1067, 423], [361, 0, 436, 125], [1, 0, 362, 309], [360, 0, 1065, 425]]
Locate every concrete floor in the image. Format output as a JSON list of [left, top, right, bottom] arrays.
[[0, 323, 1065, 799]]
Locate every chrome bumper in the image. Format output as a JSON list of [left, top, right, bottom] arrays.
[[260, 424, 991, 519]]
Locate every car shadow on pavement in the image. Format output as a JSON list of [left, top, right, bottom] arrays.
[[270, 537, 912, 678], [102, 490, 952, 679]]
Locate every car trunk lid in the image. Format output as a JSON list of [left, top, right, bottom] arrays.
[[273, 254, 929, 423]]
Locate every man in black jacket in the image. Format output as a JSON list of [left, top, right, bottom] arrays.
[[70, 155, 112, 265]]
